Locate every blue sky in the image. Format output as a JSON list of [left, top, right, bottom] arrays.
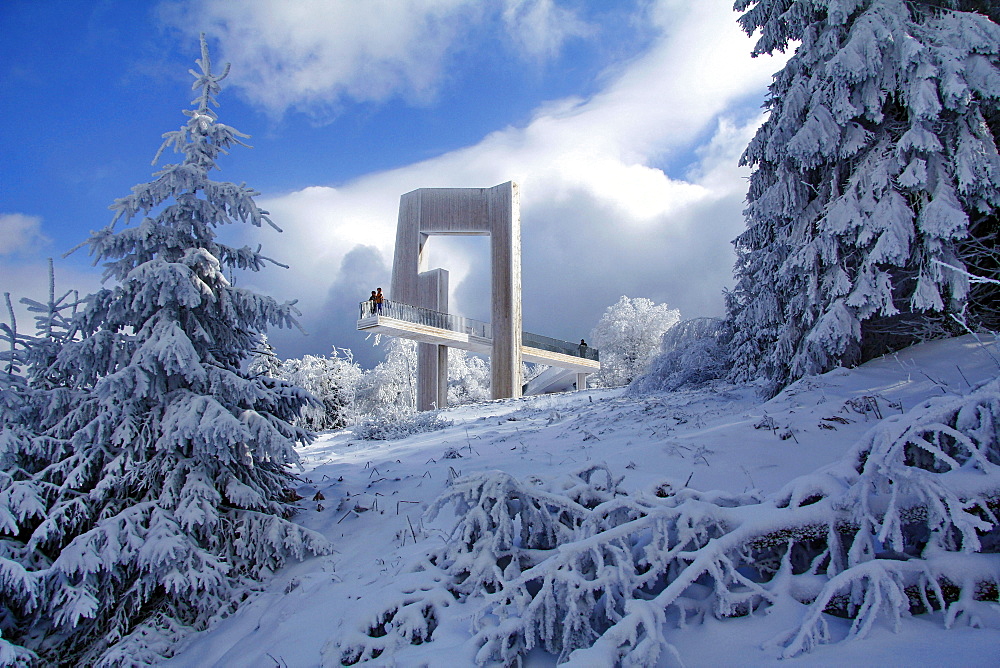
[[1, 0, 786, 368]]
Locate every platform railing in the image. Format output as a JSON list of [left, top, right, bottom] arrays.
[[359, 300, 598, 361], [522, 331, 600, 361], [360, 299, 492, 339]]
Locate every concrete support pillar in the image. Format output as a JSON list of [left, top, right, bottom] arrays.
[[417, 269, 448, 411], [489, 182, 522, 400], [576, 373, 589, 392], [417, 343, 447, 410], [390, 192, 423, 304]]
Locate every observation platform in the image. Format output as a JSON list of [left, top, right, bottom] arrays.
[[357, 301, 599, 374]]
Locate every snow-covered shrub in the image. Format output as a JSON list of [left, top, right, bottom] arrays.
[[339, 378, 1000, 665], [447, 349, 490, 406], [355, 338, 417, 419], [277, 348, 362, 430], [630, 318, 728, 394], [727, 0, 1000, 396], [336, 566, 456, 665], [590, 296, 681, 387], [768, 376, 1000, 657], [352, 410, 452, 441], [356, 339, 490, 417], [0, 37, 330, 665]]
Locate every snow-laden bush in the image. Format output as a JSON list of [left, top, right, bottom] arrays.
[[590, 296, 681, 387], [353, 341, 490, 419], [355, 338, 417, 419], [448, 349, 490, 406], [249, 341, 362, 431], [630, 318, 728, 394], [352, 410, 453, 441], [338, 464, 626, 664], [275, 348, 362, 431], [338, 377, 1000, 665]]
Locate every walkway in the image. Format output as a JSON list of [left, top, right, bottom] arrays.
[[357, 300, 600, 374]]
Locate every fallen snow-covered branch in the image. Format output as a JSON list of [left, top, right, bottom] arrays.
[[339, 380, 1000, 665]]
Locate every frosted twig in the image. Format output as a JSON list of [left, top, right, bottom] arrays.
[[406, 515, 419, 543], [933, 259, 1000, 284], [955, 365, 972, 389], [396, 500, 420, 515]]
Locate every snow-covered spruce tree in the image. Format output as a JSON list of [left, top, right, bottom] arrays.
[[727, 0, 1000, 395], [590, 296, 681, 387], [0, 295, 45, 667], [2, 37, 329, 665], [1, 270, 87, 665]]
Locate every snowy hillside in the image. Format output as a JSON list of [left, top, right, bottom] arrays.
[[164, 335, 1000, 667]]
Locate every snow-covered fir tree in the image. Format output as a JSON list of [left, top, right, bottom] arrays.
[[0, 294, 47, 667], [590, 296, 681, 387], [2, 268, 92, 666], [0, 36, 328, 665], [727, 0, 1000, 395]]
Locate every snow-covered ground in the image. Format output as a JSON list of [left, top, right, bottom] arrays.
[[164, 335, 1000, 667]]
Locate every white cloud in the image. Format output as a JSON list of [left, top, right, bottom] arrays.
[[0, 213, 49, 256], [239, 1, 788, 360], [161, 0, 476, 116], [161, 0, 593, 119], [501, 0, 594, 59]]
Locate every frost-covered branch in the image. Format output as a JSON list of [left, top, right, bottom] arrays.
[[340, 378, 1000, 666], [934, 260, 1000, 285]]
